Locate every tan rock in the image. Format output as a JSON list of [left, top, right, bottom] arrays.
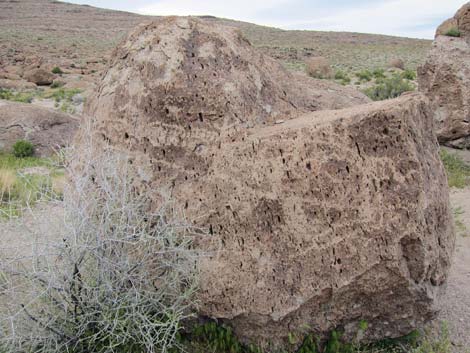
[[388, 58, 405, 70], [83, 17, 454, 349], [419, 5, 470, 149], [23, 67, 55, 86], [85, 17, 369, 135], [0, 100, 79, 157], [436, 18, 459, 37], [436, 2, 470, 38], [0, 79, 36, 90]]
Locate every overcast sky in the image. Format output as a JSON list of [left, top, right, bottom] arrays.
[[66, 0, 466, 39]]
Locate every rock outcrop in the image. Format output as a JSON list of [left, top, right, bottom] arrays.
[[418, 3, 470, 149], [436, 3, 470, 37], [0, 100, 79, 156], [84, 17, 454, 349]]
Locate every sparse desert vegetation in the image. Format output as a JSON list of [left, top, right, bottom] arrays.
[[0, 87, 82, 113], [362, 73, 415, 101], [1, 1, 470, 352], [0, 150, 63, 217], [440, 149, 470, 189], [0, 140, 200, 353]]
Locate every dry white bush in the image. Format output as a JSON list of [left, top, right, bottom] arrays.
[[0, 126, 202, 353]]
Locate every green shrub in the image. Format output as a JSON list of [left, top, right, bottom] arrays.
[[402, 69, 417, 80], [334, 70, 348, 80], [0, 88, 35, 103], [42, 87, 81, 103], [12, 140, 34, 158], [372, 68, 386, 79], [51, 66, 63, 74], [355, 70, 373, 82], [362, 74, 415, 101], [445, 28, 461, 37]]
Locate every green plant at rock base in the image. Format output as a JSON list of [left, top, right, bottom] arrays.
[[297, 334, 318, 353], [12, 140, 34, 158], [193, 322, 243, 353], [445, 28, 461, 37], [440, 149, 470, 188], [362, 74, 414, 101], [12, 140, 34, 159], [51, 66, 63, 74]]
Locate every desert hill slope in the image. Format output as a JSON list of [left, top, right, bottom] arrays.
[[0, 0, 431, 73]]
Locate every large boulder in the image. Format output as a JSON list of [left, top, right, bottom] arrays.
[[418, 3, 470, 149], [23, 68, 55, 86], [0, 100, 79, 156], [84, 17, 454, 349], [86, 17, 369, 138]]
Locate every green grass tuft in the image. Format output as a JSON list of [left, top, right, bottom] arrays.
[[445, 28, 461, 37], [440, 149, 470, 188], [0, 152, 63, 217]]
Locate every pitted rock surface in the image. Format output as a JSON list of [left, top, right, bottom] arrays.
[[419, 3, 470, 149], [84, 17, 454, 349]]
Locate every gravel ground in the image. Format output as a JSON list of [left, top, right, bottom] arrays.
[[440, 187, 470, 352]]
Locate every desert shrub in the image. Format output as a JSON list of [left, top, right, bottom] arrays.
[[305, 57, 333, 79], [0, 132, 201, 353], [43, 87, 81, 103], [445, 28, 461, 37], [372, 68, 386, 79], [12, 140, 34, 158], [0, 88, 35, 103], [440, 149, 470, 188], [51, 66, 63, 74], [362, 74, 414, 101], [334, 71, 351, 85], [334, 70, 348, 80], [402, 69, 417, 80], [0, 88, 12, 100], [355, 70, 372, 82]]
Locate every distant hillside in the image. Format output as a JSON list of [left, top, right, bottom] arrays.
[[0, 0, 431, 74]]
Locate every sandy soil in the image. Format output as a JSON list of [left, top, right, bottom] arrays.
[[440, 187, 470, 352]]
